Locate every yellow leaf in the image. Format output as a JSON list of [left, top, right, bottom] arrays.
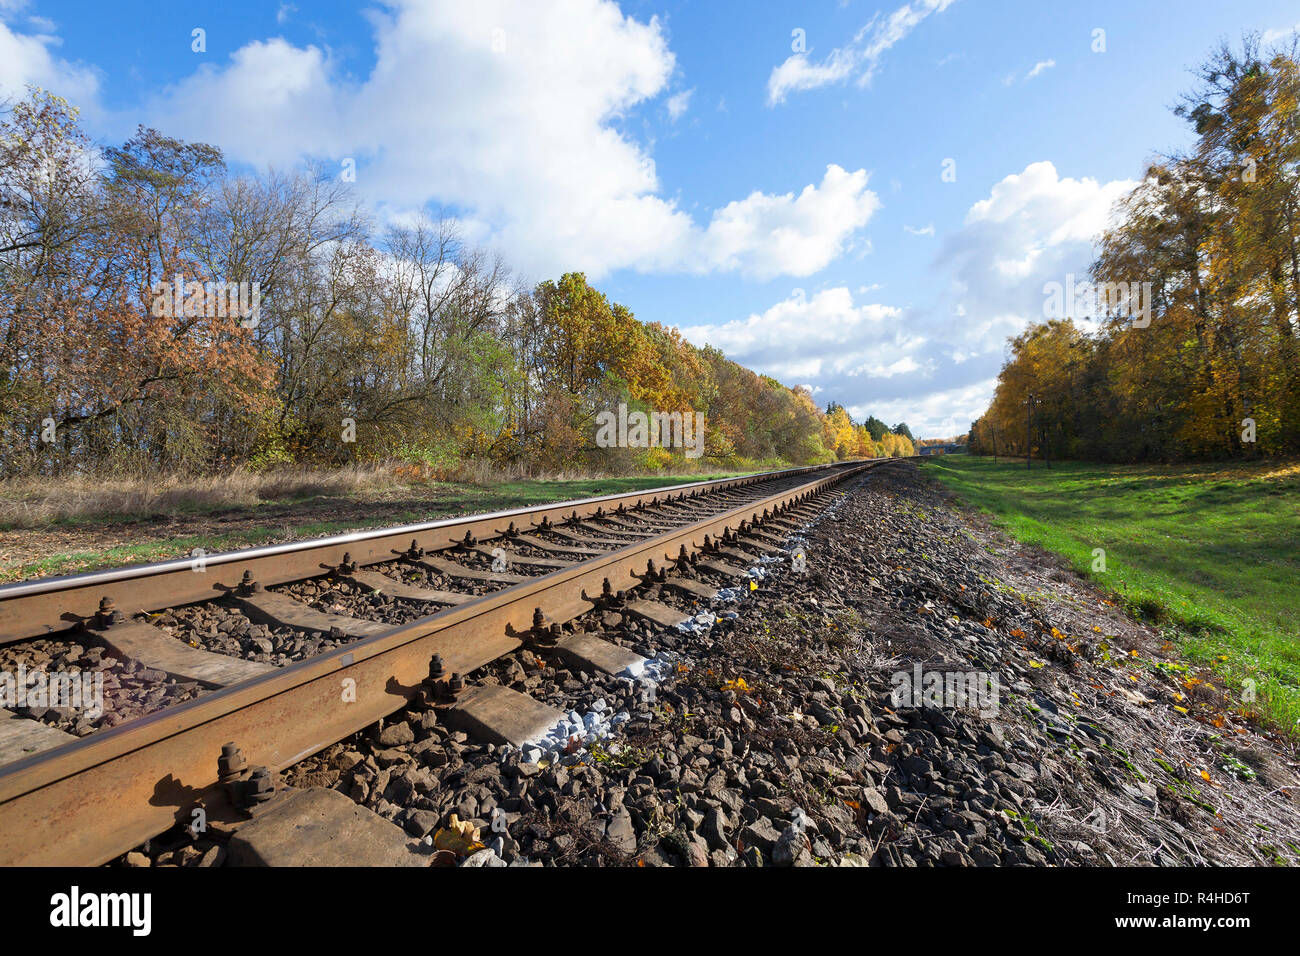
[[433, 814, 484, 857]]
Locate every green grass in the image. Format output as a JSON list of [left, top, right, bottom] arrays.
[[0, 472, 749, 583], [925, 455, 1300, 732]]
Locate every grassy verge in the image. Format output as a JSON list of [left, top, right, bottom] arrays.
[[0, 461, 794, 529], [0, 471, 752, 583], [924, 455, 1300, 733]]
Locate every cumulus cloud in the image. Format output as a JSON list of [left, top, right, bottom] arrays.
[[676, 160, 1137, 438], [123, 1, 875, 280], [847, 377, 997, 440], [767, 0, 957, 105], [953, 160, 1134, 308], [677, 286, 913, 385], [693, 165, 880, 279], [0, 9, 99, 106]]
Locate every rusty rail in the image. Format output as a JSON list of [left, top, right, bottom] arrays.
[[0, 461, 854, 645], [0, 458, 887, 865]]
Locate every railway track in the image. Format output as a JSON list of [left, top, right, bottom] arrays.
[[0, 458, 898, 866]]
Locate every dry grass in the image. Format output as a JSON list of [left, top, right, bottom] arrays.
[[0, 457, 768, 529], [0, 464, 401, 528]]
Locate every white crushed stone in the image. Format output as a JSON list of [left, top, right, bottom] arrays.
[[500, 489, 854, 768], [504, 652, 682, 767]]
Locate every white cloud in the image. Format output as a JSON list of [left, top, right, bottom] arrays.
[[848, 355, 923, 378], [1263, 23, 1300, 44], [904, 223, 934, 236], [767, 48, 858, 105], [1025, 59, 1055, 79], [693, 164, 880, 278], [938, 160, 1135, 352], [847, 377, 996, 439], [965, 160, 1132, 245], [677, 286, 911, 384], [0, 12, 99, 105], [276, 3, 297, 24], [676, 160, 1139, 438], [127, 0, 874, 281], [666, 87, 693, 120], [767, 0, 957, 105]]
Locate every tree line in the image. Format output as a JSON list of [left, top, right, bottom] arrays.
[[0, 89, 913, 478], [970, 39, 1300, 463]]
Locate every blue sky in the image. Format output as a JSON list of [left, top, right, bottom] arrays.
[[4, 0, 1299, 437]]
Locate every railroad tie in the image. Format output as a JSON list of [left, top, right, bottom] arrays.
[[592, 515, 670, 533], [514, 534, 605, 556], [412, 554, 528, 584], [718, 546, 762, 565], [742, 530, 788, 549], [662, 576, 718, 601], [547, 528, 630, 547], [471, 544, 572, 569], [95, 620, 275, 687], [696, 558, 747, 578], [553, 631, 647, 677], [623, 599, 690, 629], [225, 789, 428, 867], [231, 590, 391, 639], [341, 569, 473, 605], [441, 684, 567, 748], [0, 709, 77, 766]]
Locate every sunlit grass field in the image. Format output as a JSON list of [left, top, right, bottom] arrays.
[[926, 455, 1300, 733]]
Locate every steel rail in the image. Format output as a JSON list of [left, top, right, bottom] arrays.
[[0, 460, 857, 645], [0, 459, 884, 866]]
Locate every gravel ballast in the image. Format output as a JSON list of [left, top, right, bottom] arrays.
[[121, 460, 1300, 866]]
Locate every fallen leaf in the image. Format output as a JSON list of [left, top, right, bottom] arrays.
[[433, 814, 485, 857]]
